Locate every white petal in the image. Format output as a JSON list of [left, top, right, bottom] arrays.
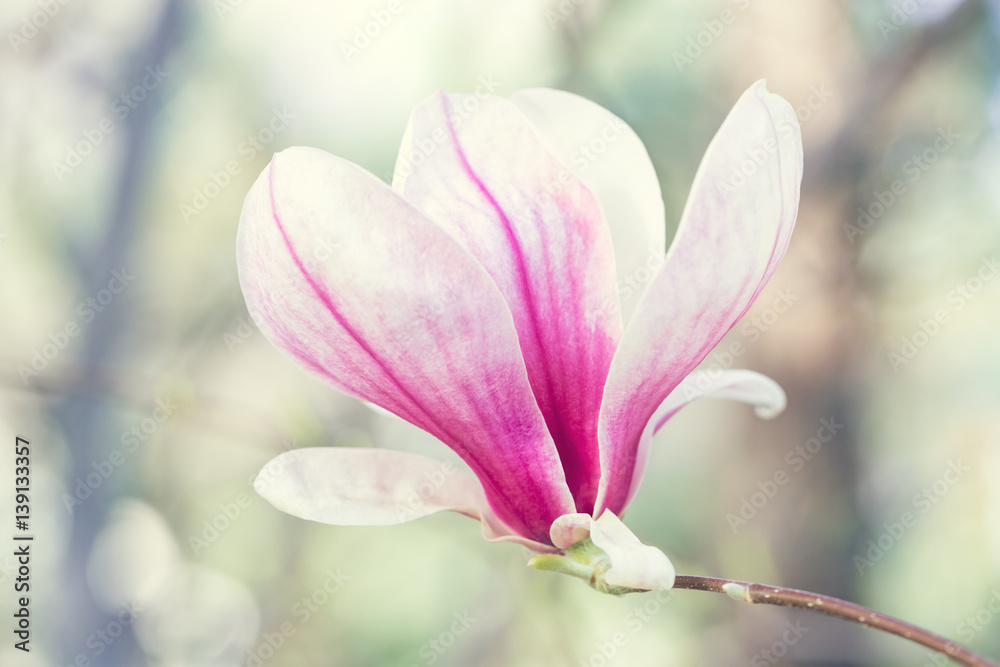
[[254, 447, 556, 552], [590, 511, 675, 591], [596, 80, 802, 516], [654, 368, 787, 429], [238, 146, 575, 542], [510, 88, 667, 324], [254, 448, 485, 525], [392, 92, 622, 511]]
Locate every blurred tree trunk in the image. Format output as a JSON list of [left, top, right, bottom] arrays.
[[49, 1, 184, 664]]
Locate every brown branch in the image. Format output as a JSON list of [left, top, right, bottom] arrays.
[[673, 575, 998, 666]]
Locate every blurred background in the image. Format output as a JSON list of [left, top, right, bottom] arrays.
[[1, 0, 999, 665]]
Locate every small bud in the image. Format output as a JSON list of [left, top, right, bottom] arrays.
[[529, 511, 676, 595], [723, 582, 750, 602]]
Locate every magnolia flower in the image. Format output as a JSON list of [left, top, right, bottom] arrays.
[[237, 80, 802, 593]]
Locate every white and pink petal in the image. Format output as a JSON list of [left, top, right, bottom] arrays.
[[237, 147, 575, 543], [542, 511, 675, 592], [393, 92, 621, 513], [254, 447, 556, 552], [509, 88, 667, 325], [597, 81, 803, 515]]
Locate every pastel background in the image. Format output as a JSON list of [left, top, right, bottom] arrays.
[[1, 0, 999, 665]]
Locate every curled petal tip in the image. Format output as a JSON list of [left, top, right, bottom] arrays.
[[752, 386, 786, 420], [753, 404, 784, 420]]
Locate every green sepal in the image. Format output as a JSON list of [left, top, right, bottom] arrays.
[[527, 537, 646, 596]]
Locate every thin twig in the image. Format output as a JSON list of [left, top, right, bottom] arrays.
[[674, 575, 998, 667]]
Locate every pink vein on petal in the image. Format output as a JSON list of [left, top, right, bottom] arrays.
[[439, 94, 575, 493], [266, 164, 463, 453]]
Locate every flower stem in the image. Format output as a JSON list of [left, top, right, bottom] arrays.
[[673, 575, 999, 667]]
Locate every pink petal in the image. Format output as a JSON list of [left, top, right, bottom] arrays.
[[596, 81, 803, 515], [237, 147, 575, 543], [254, 448, 556, 552], [621, 369, 786, 509], [393, 92, 621, 513], [509, 88, 667, 324]]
